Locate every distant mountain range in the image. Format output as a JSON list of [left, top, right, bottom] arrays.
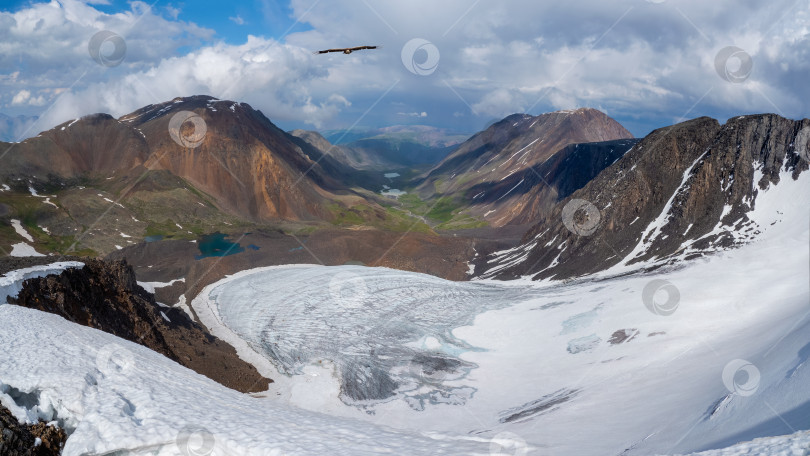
[[291, 125, 468, 171], [320, 125, 469, 147]]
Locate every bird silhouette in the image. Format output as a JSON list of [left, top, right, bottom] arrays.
[[314, 45, 380, 55]]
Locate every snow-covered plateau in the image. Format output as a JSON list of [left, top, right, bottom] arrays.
[[0, 172, 808, 454]]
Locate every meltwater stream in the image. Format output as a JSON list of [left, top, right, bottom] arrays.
[[209, 265, 537, 409]]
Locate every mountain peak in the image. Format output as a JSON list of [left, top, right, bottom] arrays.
[[417, 107, 635, 227], [118, 95, 253, 125]]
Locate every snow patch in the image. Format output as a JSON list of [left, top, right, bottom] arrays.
[[11, 219, 34, 242]]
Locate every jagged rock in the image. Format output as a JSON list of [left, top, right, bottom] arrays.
[[9, 258, 271, 393], [0, 403, 65, 456]]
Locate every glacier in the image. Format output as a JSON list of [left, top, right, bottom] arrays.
[[0, 163, 807, 455]]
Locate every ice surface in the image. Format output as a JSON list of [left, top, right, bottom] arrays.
[[193, 167, 810, 455], [0, 305, 493, 455], [207, 266, 536, 407]]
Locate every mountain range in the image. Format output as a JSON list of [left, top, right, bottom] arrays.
[[2, 96, 807, 288], [292, 125, 467, 171]]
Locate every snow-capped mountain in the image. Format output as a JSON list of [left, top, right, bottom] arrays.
[[480, 114, 810, 280]]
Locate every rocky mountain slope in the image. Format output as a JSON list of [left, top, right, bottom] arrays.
[[8, 258, 270, 393], [480, 114, 810, 280], [414, 108, 634, 227], [0, 96, 413, 256]]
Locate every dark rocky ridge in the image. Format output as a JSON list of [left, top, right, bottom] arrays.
[[481, 114, 809, 280], [9, 258, 271, 393], [0, 403, 66, 456], [466, 138, 640, 226]]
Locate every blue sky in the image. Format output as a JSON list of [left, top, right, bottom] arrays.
[[0, 0, 808, 139], [2, 0, 310, 43]]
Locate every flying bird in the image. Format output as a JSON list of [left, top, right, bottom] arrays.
[[314, 45, 379, 55]]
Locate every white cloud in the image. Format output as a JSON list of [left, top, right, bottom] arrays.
[[11, 90, 30, 105], [2, 0, 809, 137], [37, 35, 350, 130], [229, 15, 245, 25]]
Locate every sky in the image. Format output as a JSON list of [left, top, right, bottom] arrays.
[[0, 0, 808, 139]]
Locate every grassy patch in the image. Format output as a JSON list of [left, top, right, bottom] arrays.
[[327, 202, 432, 233], [328, 203, 369, 226], [382, 207, 432, 233], [425, 197, 462, 223], [435, 216, 488, 231], [393, 193, 488, 231]]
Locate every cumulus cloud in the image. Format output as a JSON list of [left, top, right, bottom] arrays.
[[1, 0, 809, 137], [10, 90, 31, 105]]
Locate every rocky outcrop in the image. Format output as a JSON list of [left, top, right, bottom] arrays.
[[416, 108, 634, 226], [480, 114, 809, 280], [0, 403, 66, 456], [9, 258, 271, 393]]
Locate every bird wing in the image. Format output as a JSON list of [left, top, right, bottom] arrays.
[[314, 46, 380, 55], [315, 48, 348, 54]]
